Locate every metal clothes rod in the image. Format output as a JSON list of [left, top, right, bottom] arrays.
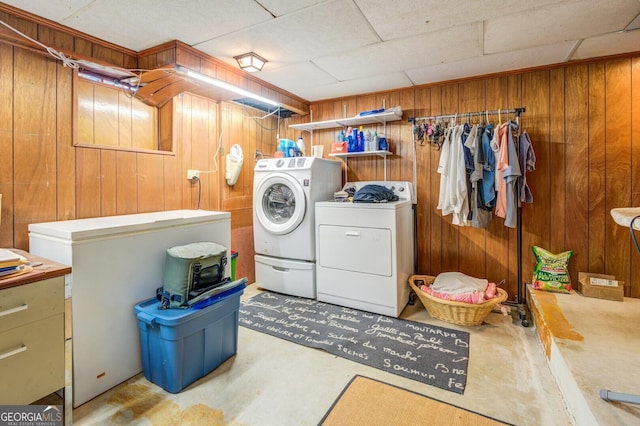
[[408, 107, 526, 123]]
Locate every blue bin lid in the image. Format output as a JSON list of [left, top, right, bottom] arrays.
[[134, 279, 245, 326]]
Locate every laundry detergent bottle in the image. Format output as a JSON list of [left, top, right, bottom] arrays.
[[296, 135, 306, 156]]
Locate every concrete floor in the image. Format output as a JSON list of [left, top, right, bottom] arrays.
[[67, 284, 578, 425], [528, 286, 640, 425]]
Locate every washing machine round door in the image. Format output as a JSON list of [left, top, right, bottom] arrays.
[[255, 173, 306, 235]]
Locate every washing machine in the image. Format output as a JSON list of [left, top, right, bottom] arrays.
[[315, 181, 416, 317], [253, 156, 342, 298]]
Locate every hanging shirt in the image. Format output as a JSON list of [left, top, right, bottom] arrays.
[[449, 125, 469, 226], [493, 122, 508, 219], [437, 124, 469, 226], [437, 126, 453, 214], [469, 125, 492, 228], [518, 131, 536, 203], [481, 124, 496, 209], [496, 121, 522, 228]]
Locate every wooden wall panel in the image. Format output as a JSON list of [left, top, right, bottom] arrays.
[[131, 96, 157, 151], [118, 90, 133, 148], [75, 147, 101, 218], [12, 49, 58, 248], [0, 44, 14, 247], [56, 65, 76, 221], [100, 149, 117, 216], [564, 65, 590, 284], [93, 84, 119, 147], [549, 68, 566, 252], [76, 80, 94, 144], [206, 101, 222, 211], [115, 150, 138, 215], [413, 87, 431, 274], [136, 153, 165, 213], [605, 59, 632, 292], [397, 91, 414, 184], [521, 71, 550, 292], [428, 86, 443, 277], [588, 63, 607, 273], [632, 58, 640, 297], [77, 79, 158, 150]]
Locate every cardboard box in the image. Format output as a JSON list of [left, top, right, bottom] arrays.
[[577, 272, 624, 302]]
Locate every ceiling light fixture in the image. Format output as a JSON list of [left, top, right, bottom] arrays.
[[234, 52, 267, 73], [179, 66, 279, 107]]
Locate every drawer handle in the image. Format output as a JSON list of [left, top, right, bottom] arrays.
[[0, 304, 28, 317], [0, 344, 27, 361], [345, 231, 361, 238], [272, 266, 290, 272]]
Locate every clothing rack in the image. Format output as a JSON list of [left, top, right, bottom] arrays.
[[408, 107, 526, 124], [408, 107, 529, 327]]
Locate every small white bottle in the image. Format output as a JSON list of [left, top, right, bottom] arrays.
[[363, 129, 371, 151], [296, 135, 306, 156], [372, 131, 379, 151]]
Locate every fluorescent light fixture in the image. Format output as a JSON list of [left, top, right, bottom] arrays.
[[78, 70, 138, 92], [234, 52, 267, 72], [180, 67, 280, 107]]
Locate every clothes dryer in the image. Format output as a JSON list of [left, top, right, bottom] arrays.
[[253, 156, 341, 298], [315, 181, 416, 317]]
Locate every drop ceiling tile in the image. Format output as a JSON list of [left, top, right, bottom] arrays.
[[314, 22, 482, 82], [572, 30, 640, 60], [294, 72, 412, 101], [355, 0, 568, 41], [58, 0, 272, 51], [406, 41, 575, 87], [258, 62, 338, 92], [257, 0, 327, 16], [485, 0, 640, 55], [0, 0, 94, 22], [194, 0, 378, 68]]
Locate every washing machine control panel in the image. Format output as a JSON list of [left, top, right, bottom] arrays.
[[255, 157, 310, 171], [275, 158, 307, 169]]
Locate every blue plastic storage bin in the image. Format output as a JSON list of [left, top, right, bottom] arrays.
[[134, 281, 245, 393]]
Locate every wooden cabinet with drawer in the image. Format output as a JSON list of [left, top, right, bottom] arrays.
[[0, 250, 70, 404]]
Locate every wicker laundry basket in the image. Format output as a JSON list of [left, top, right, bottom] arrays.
[[408, 275, 508, 326]]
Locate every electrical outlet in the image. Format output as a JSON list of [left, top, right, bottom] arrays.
[[187, 169, 199, 180]]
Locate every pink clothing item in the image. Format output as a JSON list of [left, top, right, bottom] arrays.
[[420, 282, 498, 304], [494, 123, 509, 219]]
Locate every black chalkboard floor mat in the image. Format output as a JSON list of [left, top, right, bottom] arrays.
[[239, 290, 471, 394]]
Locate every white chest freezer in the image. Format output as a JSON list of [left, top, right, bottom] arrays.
[[28, 210, 231, 407]]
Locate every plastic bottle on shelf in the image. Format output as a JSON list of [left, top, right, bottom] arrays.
[[378, 134, 388, 151], [287, 139, 297, 157], [373, 131, 379, 151], [296, 135, 306, 156], [363, 129, 371, 151], [346, 127, 354, 152]]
